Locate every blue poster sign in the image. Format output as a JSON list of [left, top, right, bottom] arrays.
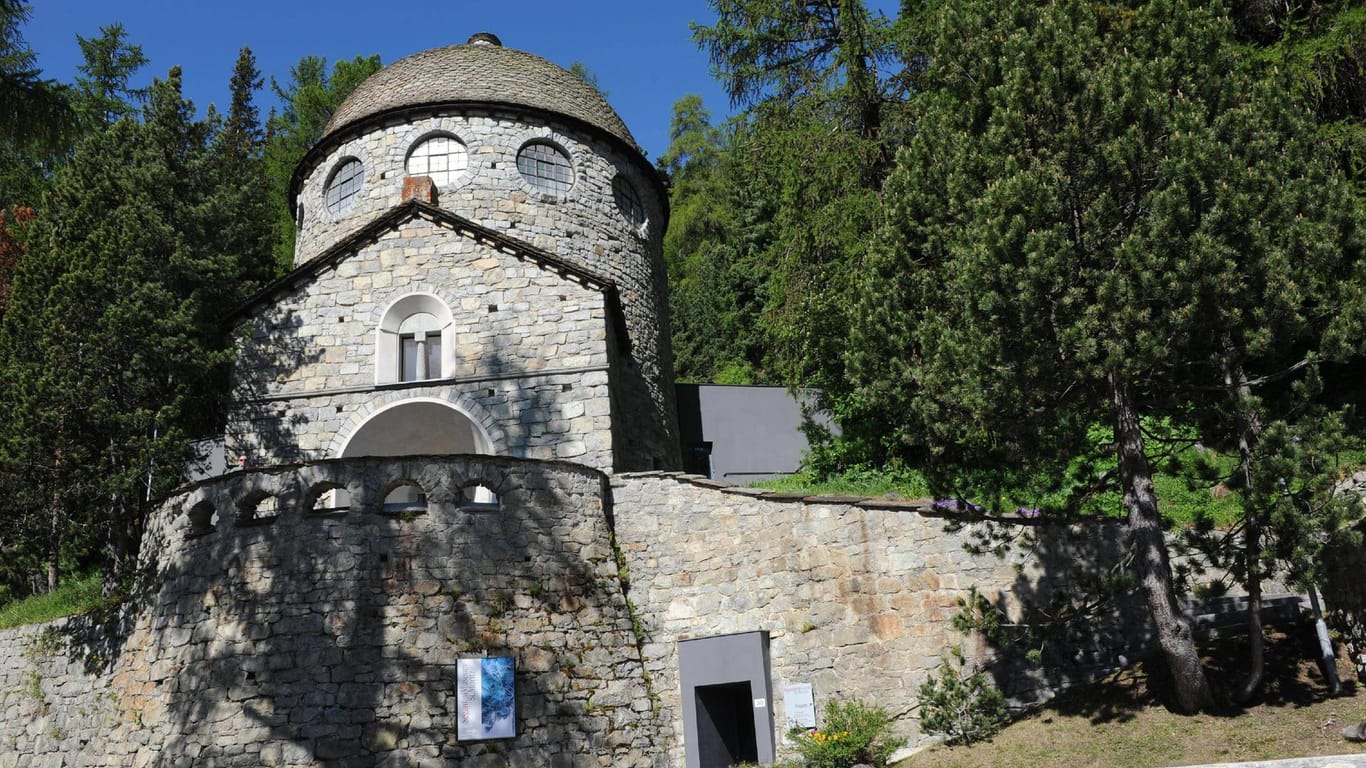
[[457, 657, 516, 740]]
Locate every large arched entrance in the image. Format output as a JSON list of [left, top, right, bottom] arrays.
[[340, 399, 492, 458], [334, 399, 496, 508]]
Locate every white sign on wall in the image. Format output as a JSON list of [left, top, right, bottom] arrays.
[[456, 657, 517, 741], [781, 683, 816, 730]]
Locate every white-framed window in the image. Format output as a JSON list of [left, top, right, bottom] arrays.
[[398, 312, 443, 382], [376, 294, 454, 385], [516, 141, 573, 195], [406, 134, 468, 186], [324, 157, 364, 215]]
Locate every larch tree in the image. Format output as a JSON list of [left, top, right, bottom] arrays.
[[849, 0, 1363, 712], [0, 0, 69, 150], [657, 94, 760, 383], [687, 0, 908, 391], [0, 0, 72, 210], [262, 54, 381, 268], [72, 22, 147, 132]]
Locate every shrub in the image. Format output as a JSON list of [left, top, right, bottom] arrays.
[[916, 658, 1009, 745], [790, 698, 907, 768]]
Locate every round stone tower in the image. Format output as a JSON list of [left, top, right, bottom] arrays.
[[230, 34, 680, 472]]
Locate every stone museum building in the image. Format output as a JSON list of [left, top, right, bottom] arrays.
[[0, 35, 1144, 768], [228, 31, 680, 477]]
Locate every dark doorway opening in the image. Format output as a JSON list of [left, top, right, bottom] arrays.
[[695, 681, 758, 768], [679, 631, 775, 767]]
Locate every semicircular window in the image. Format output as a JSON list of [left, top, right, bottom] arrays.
[[612, 174, 645, 227], [516, 141, 574, 195], [407, 135, 468, 186], [324, 157, 364, 215]]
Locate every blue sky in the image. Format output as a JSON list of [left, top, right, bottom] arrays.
[[22, 1, 898, 162]]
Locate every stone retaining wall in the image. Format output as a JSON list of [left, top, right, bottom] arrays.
[[609, 472, 1142, 764], [0, 457, 663, 768], [0, 464, 1178, 767]]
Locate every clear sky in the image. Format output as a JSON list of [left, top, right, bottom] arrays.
[[23, 2, 901, 161], [21, 1, 745, 161], [18, 2, 746, 162]]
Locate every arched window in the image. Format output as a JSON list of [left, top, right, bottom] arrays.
[[398, 312, 442, 382], [324, 157, 364, 215], [376, 294, 454, 385], [516, 141, 573, 195], [383, 481, 428, 516], [406, 134, 468, 186]]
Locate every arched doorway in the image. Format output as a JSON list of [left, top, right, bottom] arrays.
[[335, 399, 496, 507], [341, 400, 491, 458]]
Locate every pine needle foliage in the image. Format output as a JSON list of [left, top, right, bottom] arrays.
[[847, 0, 1365, 711]]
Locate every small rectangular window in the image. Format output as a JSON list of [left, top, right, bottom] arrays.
[[427, 339, 442, 379], [401, 337, 419, 381]]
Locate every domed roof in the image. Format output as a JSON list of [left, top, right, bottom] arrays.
[[321, 34, 639, 151]]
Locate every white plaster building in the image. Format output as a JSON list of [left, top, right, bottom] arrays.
[[227, 33, 681, 476]]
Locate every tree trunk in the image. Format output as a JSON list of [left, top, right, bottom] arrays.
[[45, 489, 60, 594], [103, 493, 141, 598], [1223, 337, 1264, 703], [1110, 373, 1214, 712]]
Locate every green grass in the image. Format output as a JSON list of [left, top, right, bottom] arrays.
[[758, 464, 932, 499], [0, 572, 108, 630], [753, 457, 1277, 529]]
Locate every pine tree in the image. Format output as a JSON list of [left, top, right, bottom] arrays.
[[0, 61, 283, 594], [848, 0, 1364, 711]]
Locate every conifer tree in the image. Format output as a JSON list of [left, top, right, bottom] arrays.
[[0, 61, 279, 594], [658, 94, 757, 382], [0, 0, 72, 210], [0, 0, 69, 150], [0, 203, 31, 316], [686, 1, 911, 389], [849, 0, 1364, 711], [72, 22, 147, 131], [262, 54, 381, 268]]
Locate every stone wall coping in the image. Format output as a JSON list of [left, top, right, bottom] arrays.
[[163, 453, 603, 508], [611, 471, 936, 510], [609, 471, 1132, 526]]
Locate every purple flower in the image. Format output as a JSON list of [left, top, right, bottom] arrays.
[[933, 498, 984, 514]]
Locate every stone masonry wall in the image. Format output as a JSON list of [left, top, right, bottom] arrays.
[[0, 457, 664, 768], [230, 218, 616, 470], [609, 473, 1140, 765], [1324, 476, 1366, 680], [292, 110, 679, 471]]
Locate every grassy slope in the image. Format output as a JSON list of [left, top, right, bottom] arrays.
[[900, 635, 1366, 768], [0, 572, 106, 630]]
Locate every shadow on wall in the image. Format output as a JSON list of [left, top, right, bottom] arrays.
[[940, 515, 1150, 711], [1324, 518, 1366, 682], [226, 306, 327, 465], [111, 455, 661, 765]]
